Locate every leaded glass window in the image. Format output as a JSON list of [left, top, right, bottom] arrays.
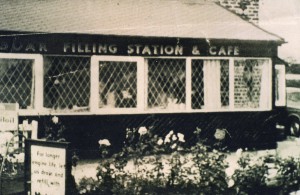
[[0, 59, 33, 109], [220, 60, 230, 107], [234, 59, 270, 109], [191, 60, 204, 109], [192, 59, 229, 109], [44, 56, 90, 111], [98, 61, 137, 108], [147, 58, 186, 109]]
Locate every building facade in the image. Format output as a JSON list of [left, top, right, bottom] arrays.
[[0, 0, 287, 156]]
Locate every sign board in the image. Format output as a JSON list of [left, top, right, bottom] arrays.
[[25, 139, 71, 195], [0, 34, 276, 57], [0, 103, 18, 131]]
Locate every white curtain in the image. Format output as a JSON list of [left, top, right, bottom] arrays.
[[203, 60, 221, 109], [259, 60, 270, 109]]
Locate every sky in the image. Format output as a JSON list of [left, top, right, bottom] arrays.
[[259, 0, 300, 63]]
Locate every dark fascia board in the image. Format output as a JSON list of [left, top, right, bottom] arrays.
[[0, 30, 285, 46]]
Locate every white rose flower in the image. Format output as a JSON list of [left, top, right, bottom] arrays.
[[228, 179, 235, 188], [102, 167, 107, 172], [109, 164, 115, 170], [172, 134, 177, 141], [171, 143, 177, 149], [168, 130, 174, 136], [52, 116, 59, 124], [236, 148, 243, 158], [98, 139, 111, 146], [214, 129, 226, 140], [157, 138, 163, 145], [177, 133, 185, 142], [165, 130, 174, 139], [164, 137, 171, 143], [138, 126, 147, 135], [86, 185, 91, 191]]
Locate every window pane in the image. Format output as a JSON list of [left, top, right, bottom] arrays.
[[0, 59, 33, 109], [147, 59, 186, 109], [220, 60, 230, 107], [192, 59, 229, 109], [99, 61, 137, 108], [44, 56, 90, 110], [234, 59, 268, 108], [192, 60, 204, 109]]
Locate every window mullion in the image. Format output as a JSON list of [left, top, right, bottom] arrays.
[[186, 58, 192, 110], [34, 55, 44, 111], [137, 58, 144, 111], [268, 60, 273, 109], [144, 59, 149, 110], [229, 58, 235, 109], [90, 56, 99, 112]]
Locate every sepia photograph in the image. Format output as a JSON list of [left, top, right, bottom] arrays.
[[0, 0, 299, 194]]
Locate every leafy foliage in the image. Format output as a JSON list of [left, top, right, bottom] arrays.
[[44, 115, 66, 142], [232, 154, 269, 194], [78, 126, 300, 195], [276, 156, 300, 194]]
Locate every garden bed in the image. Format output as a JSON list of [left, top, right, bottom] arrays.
[[73, 128, 300, 195]]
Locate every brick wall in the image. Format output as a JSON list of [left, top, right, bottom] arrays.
[[217, 0, 260, 24], [234, 60, 262, 108]]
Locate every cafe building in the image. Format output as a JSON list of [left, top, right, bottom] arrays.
[[0, 0, 287, 155]]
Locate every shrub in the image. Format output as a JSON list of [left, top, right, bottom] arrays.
[[78, 127, 234, 194], [77, 126, 300, 194], [276, 156, 300, 194], [231, 153, 269, 194]]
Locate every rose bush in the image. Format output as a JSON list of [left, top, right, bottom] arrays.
[[78, 127, 300, 194], [78, 127, 233, 194], [44, 115, 66, 142]]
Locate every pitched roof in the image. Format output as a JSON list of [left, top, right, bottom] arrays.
[[0, 0, 284, 42]]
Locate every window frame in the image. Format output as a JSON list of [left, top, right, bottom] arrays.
[[189, 58, 231, 111], [90, 56, 272, 115], [188, 57, 272, 112], [145, 57, 187, 111], [275, 64, 286, 107], [42, 54, 91, 112], [0, 53, 43, 116], [90, 55, 145, 114], [0, 53, 272, 116]]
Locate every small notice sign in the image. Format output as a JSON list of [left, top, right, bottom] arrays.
[[0, 103, 18, 131], [25, 139, 71, 195]]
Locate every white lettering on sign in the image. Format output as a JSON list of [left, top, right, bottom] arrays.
[[127, 44, 183, 55], [0, 41, 47, 52], [31, 145, 66, 195], [0, 103, 18, 131], [192, 45, 201, 55], [208, 46, 239, 56], [63, 43, 118, 54], [0, 40, 241, 56]]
